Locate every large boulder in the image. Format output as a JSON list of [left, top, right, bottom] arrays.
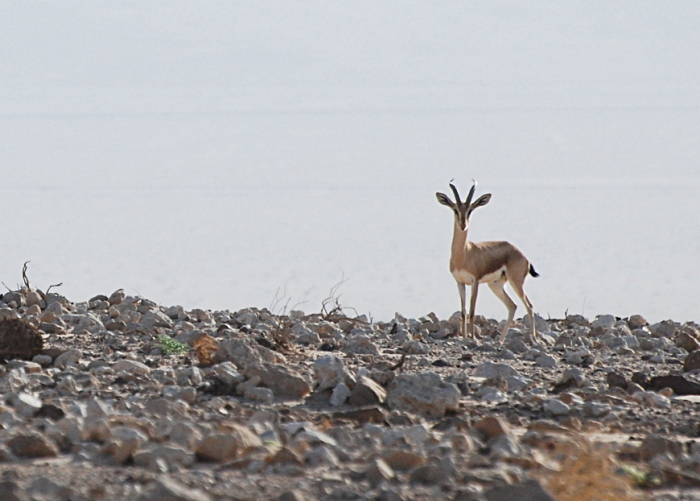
[[196, 425, 261, 463], [313, 356, 348, 391], [386, 372, 460, 418], [243, 363, 312, 399], [214, 338, 280, 370]]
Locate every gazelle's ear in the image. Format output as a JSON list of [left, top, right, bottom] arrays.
[[436, 192, 455, 208], [467, 193, 491, 215]]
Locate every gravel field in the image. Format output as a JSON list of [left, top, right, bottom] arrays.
[[0, 285, 699, 501]]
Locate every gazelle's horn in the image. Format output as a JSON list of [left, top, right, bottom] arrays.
[[449, 181, 462, 208], [464, 179, 477, 207]]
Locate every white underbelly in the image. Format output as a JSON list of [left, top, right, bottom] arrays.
[[452, 266, 506, 285]]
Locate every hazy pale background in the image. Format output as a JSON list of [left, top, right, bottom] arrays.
[[1, 2, 699, 323]]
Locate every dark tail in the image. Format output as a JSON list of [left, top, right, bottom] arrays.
[[529, 264, 540, 278]]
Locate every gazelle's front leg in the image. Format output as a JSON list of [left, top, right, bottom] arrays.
[[457, 282, 467, 337], [468, 281, 479, 339]]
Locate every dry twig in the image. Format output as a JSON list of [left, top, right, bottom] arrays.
[[22, 261, 31, 291]]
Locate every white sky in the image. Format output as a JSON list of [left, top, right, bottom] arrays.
[[3, 2, 700, 104], [1, 2, 699, 321]]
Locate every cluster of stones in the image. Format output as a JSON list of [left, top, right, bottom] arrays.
[[0, 287, 699, 500]]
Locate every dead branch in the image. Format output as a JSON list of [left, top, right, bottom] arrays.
[[44, 282, 63, 297], [388, 353, 406, 372], [320, 275, 368, 324], [22, 261, 31, 291]]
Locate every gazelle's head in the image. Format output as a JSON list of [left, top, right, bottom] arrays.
[[436, 180, 492, 231]]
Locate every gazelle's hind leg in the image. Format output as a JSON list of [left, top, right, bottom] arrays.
[[508, 278, 538, 344], [488, 274, 517, 345]]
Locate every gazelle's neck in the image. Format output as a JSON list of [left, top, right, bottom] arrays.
[[451, 219, 469, 256]]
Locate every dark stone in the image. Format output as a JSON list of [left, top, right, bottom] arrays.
[[255, 336, 273, 350], [432, 359, 453, 367], [278, 490, 304, 501], [409, 464, 443, 485], [348, 376, 386, 406], [632, 372, 649, 387], [647, 374, 700, 395], [483, 479, 556, 501], [332, 406, 387, 424], [432, 416, 471, 432], [684, 351, 700, 372], [0, 480, 26, 501], [35, 404, 65, 421], [606, 372, 629, 390]]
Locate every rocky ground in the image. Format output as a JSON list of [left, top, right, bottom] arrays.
[[0, 286, 699, 501]]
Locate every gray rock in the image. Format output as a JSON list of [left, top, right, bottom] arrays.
[[343, 333, 380, 355], [386, 372, 460, 418], [313, 356, 348, 391], [291, 324, 321, 345], [504, 337, 529, 354], [147, 475, 211, 501], [684, 350, 700, 372], [215, 338, 279, 370], [145, 398, 181, 417], [32, 354, 53, 367], [505, 375, 532, 392], [583, 401, 611, 417], [559, 367, 588, 388], [330, 382, 351, 407], [628, 315, 648, 329], [83, 417, 113, 442], [196, 426, 261, 462], [543, 398, 570, 415], [348, 376, 387, 406], [622, 334, 640, 350], [113, 359, 150, 376], [277, 491, 304, 501], [212, 361, 246, 387], [243, 363, 311, 399], [535, 354, 557, 368], [365, 458, 395, 487], [565, 349, 592, 365], [244, 386, 275, 403], [400, 340, 430, 355], [27, 477, 72, 501], [409, 464, 443, 485], [25, 291, 45, 308], [133, 445, 195, 471], [473, 361, 520, 378], [0, 479, 25, 501], [591, 315, 616, 330], [11, 392, 42, 418], [108, 289, 126, 305], [141, 310, 174, 330], [104, 426, 149, 465], [639, 433, 683, 461], [650, 320, 677, 338], [169, 421, 202, 452], [86, 398, 112, 419], [53, 349, 81, 369], [484, 479, 556, 501], [164, 305, 186, 320], [305, 445, 339, 468], [2, 291, 24, 308]]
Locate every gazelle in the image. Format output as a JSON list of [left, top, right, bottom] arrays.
[[436, 181, 540, 344]]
